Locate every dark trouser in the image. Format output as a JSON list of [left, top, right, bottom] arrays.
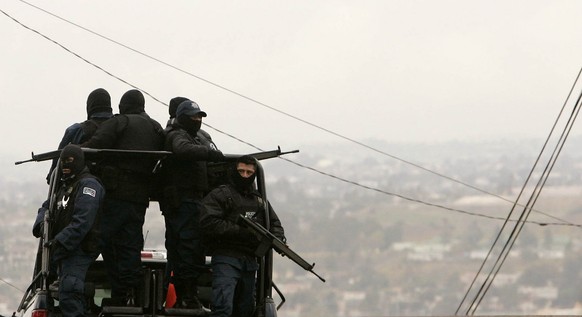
[[210, 255, 258, 317], [100, 198, 146, 301], [58, 250, 98, 317], [164, 200, 205, 304]]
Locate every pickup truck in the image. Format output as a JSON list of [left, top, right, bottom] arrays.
[[14, 148, 323, 317], [16, 250, 214, 317]]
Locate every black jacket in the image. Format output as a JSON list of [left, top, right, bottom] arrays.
[[46, 113, 112, 183], [82, 112, 164, 204], [200, 184, 286, 258], [160, 123, 217, 210], [33, 169, 104, 257]]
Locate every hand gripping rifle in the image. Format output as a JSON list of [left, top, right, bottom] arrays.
[[239, 214, 326, 283]]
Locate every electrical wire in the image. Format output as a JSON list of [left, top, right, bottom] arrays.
[[10, 0, 576, 226], [459, 69, 582, 315], [205, 124, 581, 227], [3, 4, 582, 301], [456, 68, 582, 315], [468, 88, 582, 315], [2, 6, 580, 229], [456, 66, 582, 314], [0, 276, 25, 293]]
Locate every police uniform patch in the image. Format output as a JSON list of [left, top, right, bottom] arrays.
[[83, 187, 97, 197]]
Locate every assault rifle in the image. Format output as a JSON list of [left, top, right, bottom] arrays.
[[15, 147, 296, 165], [15, 148, 173, 165], [223, 146, 299, 161], [239, 214, 326, 283], [208, 146, 298, 188]]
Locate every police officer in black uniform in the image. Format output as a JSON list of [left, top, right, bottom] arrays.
[[161, 100, 224, 308], [200, 155, 286, 317], [81, 89, 165, 305], [166, 96, 218, 151], [33, 144, 105, 316], [47, 88, 113, 182]]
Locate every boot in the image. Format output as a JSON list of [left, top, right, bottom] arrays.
[[173, 281, 184, 308], [174, 281, 202, 309], [125, 288, 137, 307]]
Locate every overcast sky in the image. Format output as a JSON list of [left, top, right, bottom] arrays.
[[2, 0, 582, 170]]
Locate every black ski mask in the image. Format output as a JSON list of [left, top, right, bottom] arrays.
[[119, 89, 145, 114], [230, 155, 257, 192], [175, 100, 206, 135], [169, 97, 189, 119], [86, 88, 112, 119], [177, 114, 202, 135], [60, 144, 85, 182]]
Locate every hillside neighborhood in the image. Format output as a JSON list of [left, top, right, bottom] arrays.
[[2, 139, 582, 316]]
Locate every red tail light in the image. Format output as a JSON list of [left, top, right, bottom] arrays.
[[140, 251, 166, 260], [32, 309, 48, 317]]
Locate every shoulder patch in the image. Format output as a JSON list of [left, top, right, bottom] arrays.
[[82, 187, 97, 197]]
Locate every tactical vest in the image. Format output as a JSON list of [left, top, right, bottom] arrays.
[[99, 113, 164, 204], [220, 185, 265, 225], [78, 119, 101, 144], [52, 174, 101, 253], [159, 127, 213, 210], [203, 185, 264, 256]]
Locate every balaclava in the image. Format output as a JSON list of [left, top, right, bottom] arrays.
[[176, 100, 205, 135], [169, 96, 189, 119], [60, 144, 85, 182], [119, 89, 145, 114], [86, 88, 112, 119], [231, 155, 257, 192]]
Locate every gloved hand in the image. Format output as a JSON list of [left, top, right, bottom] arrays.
[[45, 239, 67, 261], [44, 239, 59, 249], [32, 222, 44, 238], [208, 150, 225, 162], [238, 226, 260, 241], [32, 207, 47, 238]]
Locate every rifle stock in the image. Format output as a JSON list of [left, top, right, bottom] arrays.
[[239, 215, 326, 283]]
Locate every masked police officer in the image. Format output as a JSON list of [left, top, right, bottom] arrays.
[[161, 100, 224, 309], [33, 144, 105, 316], [200, 155, 286, 317], [81, 89, 165, 305], [46, 88, 113, 183]]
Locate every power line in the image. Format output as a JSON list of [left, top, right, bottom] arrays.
[[12, 0, 574, 226], [2, 6, 580, 229], [3, 3, 582, 297], [0, 276, 25, 293], [468, 84, 582, 315], [5, 4, 582, 315], [457, 67, 582, 315], [0, 8, 166, 106], [278, 156, 581, 227], [205, 126, 581, 228]]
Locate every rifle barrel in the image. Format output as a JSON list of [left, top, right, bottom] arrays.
[[239, 215, 325, 283]]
